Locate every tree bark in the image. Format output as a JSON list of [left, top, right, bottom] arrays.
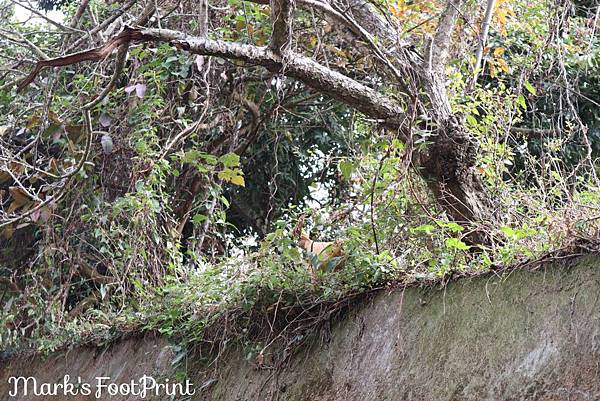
[[420, 120, 496, 243]]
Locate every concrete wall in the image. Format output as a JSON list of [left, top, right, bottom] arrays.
[[2, 255, 599, 400]]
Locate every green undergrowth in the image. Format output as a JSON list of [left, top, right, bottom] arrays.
[[10, 231, 401, 357], [4, 222, 598, 362]]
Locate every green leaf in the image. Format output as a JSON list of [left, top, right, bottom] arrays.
[[516, 94, 526, 110], [444, 222, 464, 233], [500, 226, 515, 238], [466, 114, 478, 127], [412, 224, 436, 235], [219, 152, 240, 168], [181, 149, 202, 163], [524, 81, 537, 96], [220, 196, 230, 208], [201, 154, 218, 165], [192, 214, 208, 224], [339, 159, 354, 180], [445, 237, 470, 251]]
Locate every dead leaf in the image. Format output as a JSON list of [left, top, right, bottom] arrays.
[[256, 352, 264, 368], [31, 208, 41, 222], [99, 113, 112, 127], [7, 186, 33, 213], [0, 171, 10, 184], [3, 225, 14, 240]]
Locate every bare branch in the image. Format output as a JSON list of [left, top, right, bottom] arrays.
[[0, 29, 48, 60], [6, 0, 84, 33], [77, 257, 115, 285], [70, 0, 91, 29], [0, 110, 94, 229], [510, 127, 558, 139], [199, 0, 209, 37], [178, 39, 406, 123], [468, 0, 496, 90], [252, 0, 410, 60], [16, 27, 151, 92], [68, 0, 137, 51]]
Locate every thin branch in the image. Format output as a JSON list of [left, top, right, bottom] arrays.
[[468, 0, 495, 90], [0, 110, 93, 228], [370, 148, 391, 255], [17, 26, 144, 92], [252, 0, 410, 86], [70, 0, 91, 29], [510, 126, 558, 138], [67, 0, 137, 51], [77, 257, 115, 285], [6, 0, 84, 33], [0, 29, 49, 59], [160, 116, 221, 160]]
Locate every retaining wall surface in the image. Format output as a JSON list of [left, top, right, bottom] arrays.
[[1, 255, 599, 400]]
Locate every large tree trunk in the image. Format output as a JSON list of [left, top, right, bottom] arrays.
[[341, 0, 498, 242], [420, 120, 496, 244]]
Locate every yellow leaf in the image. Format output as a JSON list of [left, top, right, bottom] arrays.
[[9, 186, 31, 204], [496, 58, 510, 73], [493, 47, 505, 57], [230, 175, 245, 187], [218, 168, 245, 186], [26, 115, 41, 129]]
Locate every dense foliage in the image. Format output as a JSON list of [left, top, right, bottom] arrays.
[[0, 0, 598, 357]]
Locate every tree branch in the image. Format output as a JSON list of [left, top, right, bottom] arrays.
[[269, 0, 294, 54], [18, 26, 409, 134], [468, 0, 495, 91], [67, 0, 137, 51], [430, 0, 465, 72], [77, 257, 115, 285], [6, 0, 84, 33], [70, 0, 91, 29], [250, 0, 414, 85], [0, 29, 49, 60], [199, 0, 209, 37], [510, 126, 558, 138]]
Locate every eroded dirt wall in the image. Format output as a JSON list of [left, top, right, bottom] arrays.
[[1, 255, 599, 401]]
